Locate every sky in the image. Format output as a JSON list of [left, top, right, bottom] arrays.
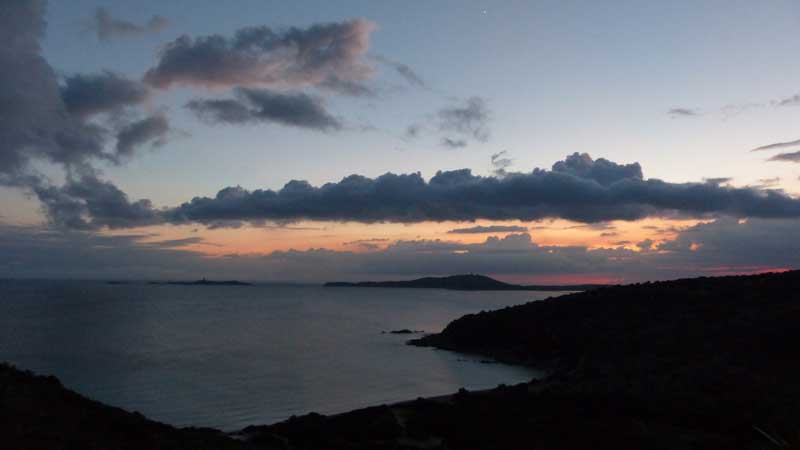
[[1, 0, 800, 283]]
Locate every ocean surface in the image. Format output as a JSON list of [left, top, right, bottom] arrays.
[[0, 280, 559, 431]]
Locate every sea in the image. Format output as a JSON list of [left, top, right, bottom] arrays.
[[0, 280, 559, 431]]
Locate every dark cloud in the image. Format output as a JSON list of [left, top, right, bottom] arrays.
[[186, 88, 341, 131], [447, 225, 528, 234], [159, 153, 800, 229], [654, 217, 800, 272], [34, 173, 160, 230], [438, 97, 490, 142], [60, 71, 150, 118], [115, 115, 170, 161], [372, 55, 425, 88], [768, 151, 800, 163], [751, 139, 800, 152], [0, 0, 108, 181], [667, 108, 699, 117], [441, 137, 467, 148], [89, 7, 170, 42], [144, 20, 376, 90]]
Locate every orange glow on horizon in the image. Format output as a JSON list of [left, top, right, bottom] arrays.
[[104, 217, 710, 259]]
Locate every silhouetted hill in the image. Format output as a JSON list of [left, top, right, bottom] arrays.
[[244, 270, 800, 449], [0, 364, 250, 450], [325, 274, 602, 291]]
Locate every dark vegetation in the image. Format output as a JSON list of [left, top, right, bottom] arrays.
[[325, 274, 601, 291], [4, 270, 800, 449], [0, 364, 250, 450]]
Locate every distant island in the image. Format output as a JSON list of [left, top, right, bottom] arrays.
[[325, 274, 603, 291], [149, 278, 252, 286]]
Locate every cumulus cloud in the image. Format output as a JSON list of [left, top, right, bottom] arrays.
[[33, 172, 161, 230], [144, 20, 376, 90], [88, 7, 170, 42], [186, 88, 341, 131], [60, 71, 150, 118], [551, 152, 642, 185], [159, 153, 800, 229], [751, 139, 800, 152], [438, 97, 490, 142], [115, 114, 170, 160], [447, 225, 528, 234]]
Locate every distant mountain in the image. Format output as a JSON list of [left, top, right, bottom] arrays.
[[324, 274, 602, 291]]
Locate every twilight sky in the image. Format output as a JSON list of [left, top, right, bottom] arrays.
[[2, 0, 800, 283]]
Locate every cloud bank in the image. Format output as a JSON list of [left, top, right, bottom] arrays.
[[2, 218, 797, 282], [159, 153, 800, 229]]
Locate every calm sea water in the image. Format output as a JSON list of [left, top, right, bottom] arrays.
[[0, 280, 558, 431]]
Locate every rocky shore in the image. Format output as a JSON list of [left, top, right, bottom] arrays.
[[4, 270, 800, 449]]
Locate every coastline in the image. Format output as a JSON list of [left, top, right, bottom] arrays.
[[4, 270, 800, 449]]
